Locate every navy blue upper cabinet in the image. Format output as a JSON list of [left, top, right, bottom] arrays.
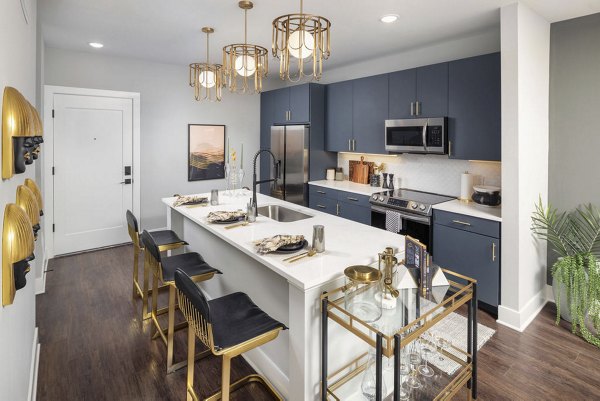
[[270, 85, 311, 124], [288, 84, 310, 123], [260, 90, 277, 194], [388, 64, 447, 119], [326, 81, 354, 152], [448, 53, 501, 161], [416, 63, 448, 117], [389, 69, 417, 119], [352, 74, 388, 154]]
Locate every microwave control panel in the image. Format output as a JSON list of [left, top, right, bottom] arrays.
[[426, 126, 444, 147]]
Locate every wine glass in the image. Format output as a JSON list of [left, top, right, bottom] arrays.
[[417, 335, 435, 377], [405, 341, 422, 389], [434, 332, 451, 363]]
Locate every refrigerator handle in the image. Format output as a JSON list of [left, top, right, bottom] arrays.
[[274, 160, 282, 180]]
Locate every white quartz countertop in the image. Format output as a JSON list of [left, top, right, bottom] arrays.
[[433, 199, 502, 222], [308, 180, 383, 196], [163, 191, 404, 292]]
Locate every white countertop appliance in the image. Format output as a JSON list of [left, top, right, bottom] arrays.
[[370, 188, 455, 254]]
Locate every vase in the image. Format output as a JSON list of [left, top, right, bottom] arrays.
[[552, 277, 572, 323]]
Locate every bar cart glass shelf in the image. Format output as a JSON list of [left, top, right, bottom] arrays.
[[321, 269, 478, 401]]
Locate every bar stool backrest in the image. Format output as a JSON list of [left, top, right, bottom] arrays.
[[140, 230, 161, 264], [175, 269, 215, 350], [126, 210, 141, 249]]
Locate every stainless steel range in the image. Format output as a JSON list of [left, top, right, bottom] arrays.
[[369, 188, 455, 253]]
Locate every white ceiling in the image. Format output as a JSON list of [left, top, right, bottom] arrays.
[[40, 0, 600, 73]]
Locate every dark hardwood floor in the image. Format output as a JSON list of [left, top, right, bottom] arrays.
[[36, 245, 600, 400]]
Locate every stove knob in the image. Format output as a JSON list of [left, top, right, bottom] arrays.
[[411, 202, 418, 209], [419, 204, 426, 211], [379, 196, 385, 202], [372, 194, 378, 200]]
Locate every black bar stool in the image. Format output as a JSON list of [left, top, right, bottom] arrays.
[[126, 210, 187, 319], [174, 269, 287, 401], [140, 230, 221, 373]]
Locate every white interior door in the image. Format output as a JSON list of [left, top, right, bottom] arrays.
[[53, 94, 133, 255]]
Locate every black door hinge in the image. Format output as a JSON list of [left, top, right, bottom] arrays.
[[52, 109, 55, 118], [52, 166, 55, 175], [52, 224, 55, 232]]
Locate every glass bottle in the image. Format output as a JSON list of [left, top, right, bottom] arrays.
[[361, 347, 387, 401]]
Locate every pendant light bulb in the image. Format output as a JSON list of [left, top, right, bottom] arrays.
[[288, 30, 314, 59], [235, 55, 256, 77], [199, 70, 216, 88]]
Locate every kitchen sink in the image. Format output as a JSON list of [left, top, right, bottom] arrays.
[[258, 205, 313, 222]]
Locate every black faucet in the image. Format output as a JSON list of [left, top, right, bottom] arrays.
[[252, 149, 280, 216]]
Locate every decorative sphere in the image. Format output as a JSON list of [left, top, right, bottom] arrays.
[[235, 55, 256, 77], [288, 30, 314, 59], [199, 70, 216, 88]]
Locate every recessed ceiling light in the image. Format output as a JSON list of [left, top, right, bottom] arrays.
[[380, 14, 399, 24], [88, 42, 104, 48]]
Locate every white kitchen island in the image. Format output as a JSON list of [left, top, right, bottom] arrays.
[[164, 190, 404, 401]]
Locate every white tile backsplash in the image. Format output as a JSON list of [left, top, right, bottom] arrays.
[[338, 153, 501, 197]]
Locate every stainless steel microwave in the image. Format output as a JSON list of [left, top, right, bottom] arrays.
[[385, 117, 448, 154]]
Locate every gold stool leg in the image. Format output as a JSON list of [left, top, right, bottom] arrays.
[[151, 268, 159, 338], [221, 355, 232, 401], [166, 284, 177, 373], [187, 326, 196, 401], [142, 254, 151, 319], [132, 248, 139, 299]]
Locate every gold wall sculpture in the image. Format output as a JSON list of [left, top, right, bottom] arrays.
[[16, 185, 40, 239], [2, 204, 35, 306], [24, 178, 43, 215], [2, 87, 34, 179], [27, 101, 43, 160]]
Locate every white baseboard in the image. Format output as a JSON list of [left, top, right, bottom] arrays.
[[497, 288, 547, 332], [244, 348, 290, 399], [35, 258, 48, 295], [27, 327, 40, 401]]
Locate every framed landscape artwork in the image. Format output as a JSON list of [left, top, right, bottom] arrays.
[[188, 124, 226, 181]]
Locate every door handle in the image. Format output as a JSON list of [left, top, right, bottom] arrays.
[[422, 121, 428, 152], [120, 178, 132, 184], [492, 242, 497, 262], [452, 219, 471, 226]]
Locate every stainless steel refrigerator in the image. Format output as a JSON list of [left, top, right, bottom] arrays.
[[270, 125, 309, 206]]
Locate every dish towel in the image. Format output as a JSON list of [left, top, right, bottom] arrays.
[[385, 210, 403, 233]]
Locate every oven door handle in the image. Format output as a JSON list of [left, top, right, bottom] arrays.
[[422, 120, 428, 152], [371, 206, 431, 225]]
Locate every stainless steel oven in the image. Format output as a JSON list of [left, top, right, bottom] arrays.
[[385, 117, 448, 154], [370, 205, 432, 250]]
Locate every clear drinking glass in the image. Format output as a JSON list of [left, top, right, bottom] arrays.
[[210, 189, 219, 206], [360, 348, 387, 401], [406, 341, 422, 389], [417, 335, 435, 377]]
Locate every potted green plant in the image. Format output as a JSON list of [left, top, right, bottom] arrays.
[[531, 198, 600, 347]]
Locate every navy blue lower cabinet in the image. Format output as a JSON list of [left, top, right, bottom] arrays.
[[309, 195, 337, 215], [433, 223, 500, 312], [338, 202, 371, 225]]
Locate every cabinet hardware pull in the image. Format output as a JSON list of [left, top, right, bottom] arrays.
[[492, 242, 496, 261], [411, 102, 414, 116], [288, 110, 292, 121], [347, 197, 358, 201], [348, 139, 352, 151], [416, 101, 421, 116], [449, 140, 452, 157], [317, 205, 326, 209], [452, 219, 471, 226], [336, 203, 340, 215], [317, 190, 325, 194], [353, 139, 356, 151]]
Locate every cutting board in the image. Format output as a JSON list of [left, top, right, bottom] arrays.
[[349, 157, 374, 184]]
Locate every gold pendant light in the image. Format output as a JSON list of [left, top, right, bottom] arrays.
[[190, 27, 224, 102], [223, 1, 268, 94], [272, 0, 331, 82]]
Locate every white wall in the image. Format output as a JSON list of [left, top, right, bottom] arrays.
[[499, 2, 550, 331], [44, 47, 260, 229], [0, 1, 40, 400]]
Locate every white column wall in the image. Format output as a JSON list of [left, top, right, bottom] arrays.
[[499, 2, 550, 331]]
